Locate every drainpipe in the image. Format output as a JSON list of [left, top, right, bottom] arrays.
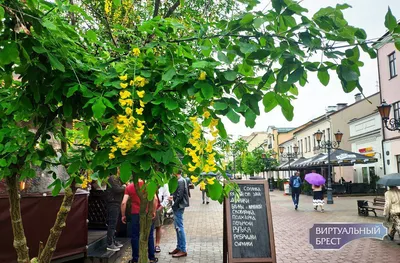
[[376, 48, 386, 175]]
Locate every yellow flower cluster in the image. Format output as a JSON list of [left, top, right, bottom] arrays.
[[109, 75, 147, 159], [198, 71, 207, 80], [80, 174, 92, 189], [191, 175, 215, 190], [132, 48, 141, 57], [105, 0, 112, 15]]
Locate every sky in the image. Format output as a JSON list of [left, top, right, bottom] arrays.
[[223, 0, 400, 139]]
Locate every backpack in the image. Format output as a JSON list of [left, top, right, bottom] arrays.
[[293, 177, 301, 188]]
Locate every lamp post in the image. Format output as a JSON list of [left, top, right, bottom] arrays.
[[262, 151, 277, 191], [314, 129, 343, 205], [377, 100, 400, 131], [278, 145, 299, 177]]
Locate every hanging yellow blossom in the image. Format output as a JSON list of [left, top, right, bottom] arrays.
[[105, 0, 112, 15], [132, 48, 140, 57], [130, 80, 134, 86], [119, 75, 128, 81], [203, 111, 211, 119], [140, 100, 145, 107], [137, 90, 145, 98], [198, 71, 207, 80], [136, 108, 144, 115], [207, 177, 215, 185], [120, 90, 131, 99], [190, 175, 199, 183], [199, 181, 206, 190], [109, 153, 115, 159], [120, 82, 128, 89], [134, 76, 147, 88], [125, 107, 133, 115]]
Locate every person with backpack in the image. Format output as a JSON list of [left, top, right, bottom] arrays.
[[289, 172, 302, 210]]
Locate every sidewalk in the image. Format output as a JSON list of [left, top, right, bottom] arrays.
[[122, 189, 400, 263]]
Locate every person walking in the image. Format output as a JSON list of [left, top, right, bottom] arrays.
[[154, 184, 170, 253], [312, 184, 324, 212], [121, 180, 158, 263], [106, 173, 125, 251], [201, 183, 209, 204], [383, 186, 400, 242], [289, 172, 302, 210], [168, 170, 189, 258]]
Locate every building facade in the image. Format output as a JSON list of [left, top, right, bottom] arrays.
[[376, 39, 400, 174], [348, 112, 384, 183]]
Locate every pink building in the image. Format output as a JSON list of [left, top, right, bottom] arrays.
[[376, 36, 400, 174]]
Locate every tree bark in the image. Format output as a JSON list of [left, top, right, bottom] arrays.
[[6, 175, 30, 263], [39, 186, 76, 263]]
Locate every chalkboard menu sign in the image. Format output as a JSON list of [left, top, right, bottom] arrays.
[[224, 180, 276, 263]]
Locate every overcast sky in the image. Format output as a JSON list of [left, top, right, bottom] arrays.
[[223, 0, 400, 139]]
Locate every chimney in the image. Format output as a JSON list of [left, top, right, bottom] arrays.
[[337, 103, 348, 110], [326, 106, 337, 113], [355, 93, 362, 102]]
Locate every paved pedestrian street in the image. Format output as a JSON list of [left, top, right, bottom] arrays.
[[123, 188, 400, 262]]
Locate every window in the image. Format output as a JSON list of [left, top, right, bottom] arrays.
[[301, 139, 303, 154], [327, 128, 330, 141], [313, 135, 316, 150], [389, 52, 397, 79], [304, 137, 308, 152], [394, 101, 400, 121], [362, 167, 369, 183], [308, 136, 311, 151]]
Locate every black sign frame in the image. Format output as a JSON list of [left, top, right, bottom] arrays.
[[224, 180, 276, 263]]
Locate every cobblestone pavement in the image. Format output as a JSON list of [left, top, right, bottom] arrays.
[[123, 188, 400, 263]]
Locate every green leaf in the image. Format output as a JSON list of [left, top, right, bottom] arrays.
[[339, 66, 359, 82], [52, 179, 62, 197], [317, 70, 330, 86], [102, 97, 116, 110], [217, 51, 230, 64], [0, 43, 19, 66], [140, 158, 151, 171], [0, 159, 7, 167], [92, 98, 106, 119], [239, 42, 257, 54], [263, 92, 278, 113], [396, 40, 400, 52], [276, 96, 294, 121], [253, 17, 265, 29], [226, 109, 240, 123], [0, 7, 4, 20], [168, 176, 178, 194], [48, 54, 65, 72], [208, 180, 223, 200], [223, 71, 237, 81], [192, 61, 209, 68], [162, 68, 176, 81], [213, 101, 228, 110], [194, 82, 213, 99], [147, 181, 158, 200], [63, 100, 72, 117], [150, 151, 163, 162], [92, 150, 109, 168], [240, 13, 254, 25], [289, 85, 299, 95], [385, 7, 398, 31], [21, 168, 36, 179], [42, 20, 57, 30], [67, 162, 81, 174], [244, 109, 256, 128], [162, 148, 174, 165], [119, 163, 131, 183], [86, 30, 97, 41], [217, 121, 227, 139], [165, 98, 179, 110], [287, 67, 304, 84], [67, 85, 79, 98]]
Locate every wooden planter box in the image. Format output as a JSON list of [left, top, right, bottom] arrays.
[[0, 192, 88, 263]]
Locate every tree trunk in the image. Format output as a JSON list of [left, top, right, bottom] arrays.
[[6, 175, 30, 263], [39, 186, 76, 263]]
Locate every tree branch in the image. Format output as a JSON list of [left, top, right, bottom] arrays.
[[164, 1, 180, 18], [153, 0, 161, 18]]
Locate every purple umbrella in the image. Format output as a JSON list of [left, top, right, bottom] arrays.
[[305, 173, 326, 186]]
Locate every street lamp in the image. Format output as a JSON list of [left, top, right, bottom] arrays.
[[314, 129, 343, 204], [262, 151, 277, 191], [377, 100, 400, 131], [279, 145, 299, 177]]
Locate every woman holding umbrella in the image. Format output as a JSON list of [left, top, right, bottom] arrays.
[[305, 173, 326, 212]]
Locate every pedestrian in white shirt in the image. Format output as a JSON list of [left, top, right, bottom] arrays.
[[154, 184, 170, 253]]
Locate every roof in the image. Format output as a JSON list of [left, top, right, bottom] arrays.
[[276, 127, 295, 133]]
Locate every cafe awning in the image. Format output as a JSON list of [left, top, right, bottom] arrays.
[[277, 157, 306, 171]]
